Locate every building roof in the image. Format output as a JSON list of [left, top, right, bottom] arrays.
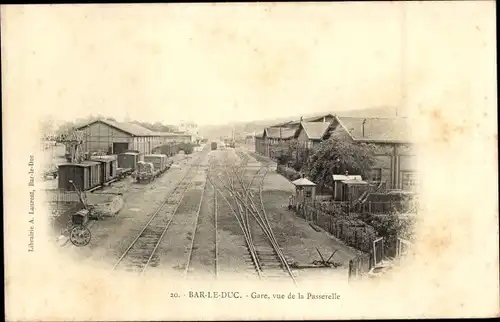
[[299, 122, 331, 140], [91, 155, 117, 162], [155, 132, 191, 137], [341, 179, 369, 185], [264, 127, 296, 139], [332, 175, 363, 181], [335, 116, 412, 143], [81, 161, 101, 166], [292, 177, 316, 186], [76, 119, 157, 137], [272, 113, 335, 127]]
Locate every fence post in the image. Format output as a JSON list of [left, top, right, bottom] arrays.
[[369, 201, 372, 213]]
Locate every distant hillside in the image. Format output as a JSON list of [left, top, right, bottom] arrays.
[[199, 106, 401, 140]]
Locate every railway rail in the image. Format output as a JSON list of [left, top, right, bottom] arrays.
[[112, 152, 206, 274], [209, 151, 297, 285]]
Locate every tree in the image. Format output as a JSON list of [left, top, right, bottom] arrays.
[[39, 118, 55, 137], [303, 133, 376, 190]]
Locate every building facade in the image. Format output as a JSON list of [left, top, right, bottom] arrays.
[[178, 121, 200, 143], [257, 114, 418, 191], [75, 119, 191, 159], [330, 116, 417, 191]]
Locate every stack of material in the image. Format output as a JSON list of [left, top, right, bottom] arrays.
[[144, 154, 167, 173], [137, 161, 155, 175]]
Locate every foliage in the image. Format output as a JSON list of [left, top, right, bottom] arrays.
[[131, 120, 179, 133], [303, 133, 377, 189], [272, 145, 293, 165], [276, 165, 301, 181], [177, 142, 194, 154], [358, 211, 416, 256]]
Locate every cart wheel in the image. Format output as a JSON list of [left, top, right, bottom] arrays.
[[70, 225, 91, 247]]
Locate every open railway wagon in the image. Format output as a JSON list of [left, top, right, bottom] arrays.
[[133, 154, 169, 183]]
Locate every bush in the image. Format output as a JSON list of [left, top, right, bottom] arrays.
[[177, 142, 194, 154], [277, 165, 301, 181]]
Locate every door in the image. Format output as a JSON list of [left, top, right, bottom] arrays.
[[113, 142, 129, 154]]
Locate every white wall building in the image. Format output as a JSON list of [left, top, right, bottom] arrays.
[[178, 121, 201, 143]]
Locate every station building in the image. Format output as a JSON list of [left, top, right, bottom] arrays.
[[75, 119, 192, 159]]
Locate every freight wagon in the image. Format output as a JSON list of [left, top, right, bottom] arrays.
[[81, 161, 103, 190], [152, 144, 179, 157], [134, 154, 171, 183], [58, 162, 101, 191], [117, 152, 140, 170], [91, 155, 118, 183], [144, 154, 168, 173], [211, 142, 217, 150]]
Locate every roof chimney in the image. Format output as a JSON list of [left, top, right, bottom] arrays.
[[362, 119, 367, 137]]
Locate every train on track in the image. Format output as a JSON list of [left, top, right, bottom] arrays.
[[57, 150, 172, 191]]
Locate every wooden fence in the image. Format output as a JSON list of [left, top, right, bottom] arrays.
[[297, 202, 377, 255], [348, 253, 372, 281], [44, 190, 83, 203]]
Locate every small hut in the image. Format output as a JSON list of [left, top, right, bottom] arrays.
[[340, 179, 369, 203], [291, 177, 317, 208], [332, 173, 363, 201]]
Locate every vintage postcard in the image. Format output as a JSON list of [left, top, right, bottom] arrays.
[[2, 2, 498, 320]]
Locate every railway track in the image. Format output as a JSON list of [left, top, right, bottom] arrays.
[[112, 153, 206, 274], [210, 151, 297, 284]]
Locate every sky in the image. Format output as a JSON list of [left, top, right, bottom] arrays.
[[3, 2, 496, 127]]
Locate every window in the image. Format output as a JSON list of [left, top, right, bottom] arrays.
[[305, 189, 312, 198], [370, 168, 382, 182], [401, 171, 418, 191]]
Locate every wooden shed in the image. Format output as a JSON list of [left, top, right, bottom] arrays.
[[340, 179, 369, 203], [91, 155, 118, 182], [291, 177, 317, 207], [332, 174, 363, 201]]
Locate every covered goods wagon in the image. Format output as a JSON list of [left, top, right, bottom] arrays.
[[91, 155, 118, 182], [118, 152, 140, 170], [81, 161, 103, 189], [58, 163, 97, 191]]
